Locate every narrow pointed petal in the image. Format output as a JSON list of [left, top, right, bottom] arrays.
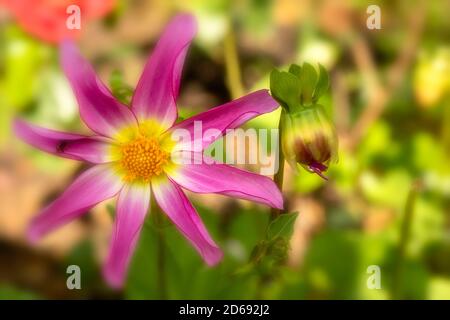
[[131, 14, 197, 128], [152, 176, 222, 265], [28, 165, 123, 242], [103, 183, 150, 289], [309, 162, 329, 180], [169, 90, 279, 151], [169, 153, 283, 209], [60, 41, 138, 138], [14, 119, 114, 163]]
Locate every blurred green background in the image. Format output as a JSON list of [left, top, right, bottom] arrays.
[[0, 0, 449, 299]]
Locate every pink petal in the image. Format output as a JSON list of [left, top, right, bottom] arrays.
[[103, 183, 150, 289], [131, 14, 197, 128], [169, 90, 279, 151], [28, 165, 123, 242], [152, 176, 222, 265], [170, 153, 283, 209], [60, 41, 138, 138], [14, 119, 113, 163]]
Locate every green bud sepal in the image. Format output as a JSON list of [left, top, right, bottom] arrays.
[[270, 62, 337, 179]]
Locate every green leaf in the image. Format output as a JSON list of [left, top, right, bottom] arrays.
[[312, 64, 330, 103], [288, 64, 302, 78], [299, 62, 318, 105], [268, 236, 290, 263], [267, 212, 299, 240], [269, 69, 301, 111], [249, 241, 269, 264]]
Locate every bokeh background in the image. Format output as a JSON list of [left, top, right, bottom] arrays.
[[0, 0, 449, 299]]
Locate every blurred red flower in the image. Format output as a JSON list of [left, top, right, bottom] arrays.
[[1, 0, 115, 43]]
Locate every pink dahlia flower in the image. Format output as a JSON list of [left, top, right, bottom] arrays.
[[15, 14, 283, 288], [1, 0, 116, 43]]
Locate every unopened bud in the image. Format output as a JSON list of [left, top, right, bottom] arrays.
[[281, 105, 338, 179]]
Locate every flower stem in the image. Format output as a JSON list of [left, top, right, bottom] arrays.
[[441, 96, 450, 155], [270, 111, 285, 220], [391, 181, 421, 299], [152, 200, 167, 299], [224, 21, 244, 99]]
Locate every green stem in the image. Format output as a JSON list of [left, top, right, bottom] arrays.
[[270, 111, 285, 220], [224, 22, 244, 99], [441, 96, 450, 155], [152, 200, 167, 299], [391, 181, 421, 299]]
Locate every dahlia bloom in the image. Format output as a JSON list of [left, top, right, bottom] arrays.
[[15, 14, 283, 288], [1, 0, 115, 43]]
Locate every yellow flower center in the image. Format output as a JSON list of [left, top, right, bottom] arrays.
[[120, 135, 169, 182]]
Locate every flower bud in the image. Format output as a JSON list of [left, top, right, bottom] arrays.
[[281, 105, 338, 179]]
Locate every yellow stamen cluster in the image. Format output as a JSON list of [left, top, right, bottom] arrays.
[[120, 135, 169, 182]]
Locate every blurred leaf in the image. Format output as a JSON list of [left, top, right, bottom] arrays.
[[360, 169, 412, 209], [125, 220, 159, 299], [358, 121, 392, 164], [268, 236, 290, 263], [236, 212, 300, 290], [328, 148, 359, 196], [109, 69, 133, 105], [304, 231, 360, 299], [126, 204, 261, 299], [0, 285, 41, 300], [388, 259, 429, 299], [240, 0, 273, 37], [409, 197, 445, 253], [267, 212, 299, 240], [0, 95, 14, 145], [249, 241, 268, 264], [312, 64, 330, 103], [428, 277, 450, 300], [412, 133, 448, 173], [0, 26, 49, 109]]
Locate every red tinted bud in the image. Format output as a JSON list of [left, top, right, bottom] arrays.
[[281, 105, 338, 179]]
